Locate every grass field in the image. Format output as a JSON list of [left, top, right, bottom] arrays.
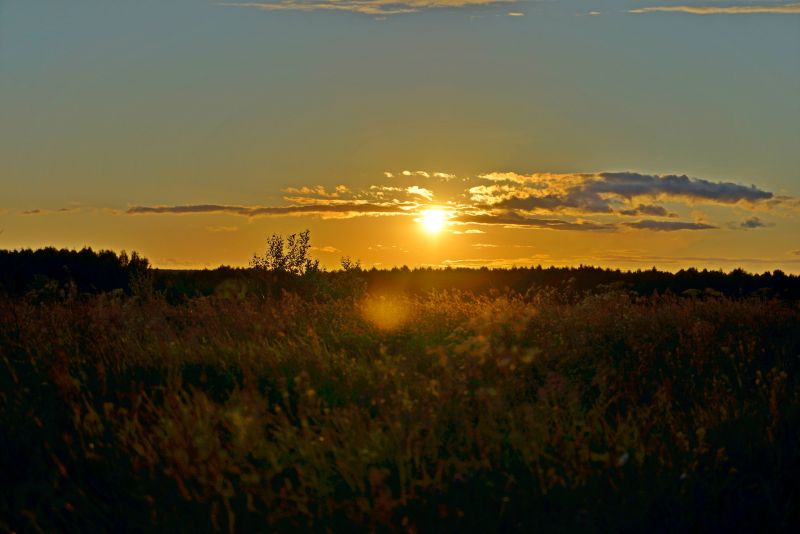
[[2, 284, 799, 532]]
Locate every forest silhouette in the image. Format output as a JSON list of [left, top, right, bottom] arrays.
[[1, 245, 798, 301]]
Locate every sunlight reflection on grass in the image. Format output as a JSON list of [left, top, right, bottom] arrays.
[[360, 294, 409, 331]]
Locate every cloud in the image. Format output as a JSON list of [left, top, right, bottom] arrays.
[[370, 185, 404, 194], [473, 171, 773, 215], [206, 225, 239, 232], [740, 216, 767, 229], [20, 207, 81, 215], [219, 0, 515, 16], [472, 243, 498, 248], [478, 171, 531, 184], [406, 185, 434, 200], [618, 204, 675, 217], [630, 3, 800, 15], [623, 220, 717, 231], [283, 185, 348, 197], [390, 170, 455, 181], [310, 245, 341, 253], [593, 172, 772, 203], [452, 211, 616, 231], [127, 202, 413, 218], [121, 168, 782, 234], [401, 170, 434, 178], [507, 11, 524, 17]]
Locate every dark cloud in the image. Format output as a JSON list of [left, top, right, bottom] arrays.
[[497, 192, 614, 214], [487, 172, 772, 216], [740, 217, 767, 229], [452, 212, 615, 231], [19, 207, 82, 215], [596, 172, 772, 203], [127, 202, 413, 217], [617, 204, 675, 217], [623, 220, 717, 231]]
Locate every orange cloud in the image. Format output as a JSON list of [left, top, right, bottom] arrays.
[[630, 3, 800, 15], [220, 0, 515, 16]]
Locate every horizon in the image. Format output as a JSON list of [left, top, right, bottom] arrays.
[[4, 243, 800, 277], [2, 1, 799, 271]]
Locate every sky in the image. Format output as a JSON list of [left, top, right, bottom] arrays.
[[1, 0, 799, 271]]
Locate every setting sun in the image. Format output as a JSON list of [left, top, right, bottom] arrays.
[[419, 209, 447, 234]]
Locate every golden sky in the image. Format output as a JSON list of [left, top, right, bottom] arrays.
[[1, 1, 799, 271]]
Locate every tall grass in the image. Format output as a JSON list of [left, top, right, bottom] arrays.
[[1, 289, 799, 532]]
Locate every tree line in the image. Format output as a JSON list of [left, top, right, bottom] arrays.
[[2, 239, 799, 301]]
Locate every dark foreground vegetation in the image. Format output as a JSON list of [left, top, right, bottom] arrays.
[[1, 248, 800, 532]]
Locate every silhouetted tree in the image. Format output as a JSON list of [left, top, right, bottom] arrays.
[[250, 230, 319, 275], [0, 247, 150, 296], [340, 256, 361, 272]]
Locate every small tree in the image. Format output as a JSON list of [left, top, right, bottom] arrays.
[[340, 256, 361, 272], [251, 229, 319, 275]]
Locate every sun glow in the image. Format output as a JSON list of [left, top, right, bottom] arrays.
[[419, 209, 447, 234]]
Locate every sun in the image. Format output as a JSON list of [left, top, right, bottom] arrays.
[[419, 209, 447, 234]]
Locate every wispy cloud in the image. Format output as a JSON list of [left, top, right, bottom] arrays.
[[310, 245, 341, 253], [406, 185, 434, 200], [386, 170, 456, 181], [740, 216, 767, 229], [630, 3, 800, 15], [20, 207, 81, 215], [452, 212, 617, 231], [127, 202, 414, 218], [283, 184, 349, 197], [623, 220, 717, 231], [220, 1, 515, 16]]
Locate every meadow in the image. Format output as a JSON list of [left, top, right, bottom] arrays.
[[1, 257, 800, 532]]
